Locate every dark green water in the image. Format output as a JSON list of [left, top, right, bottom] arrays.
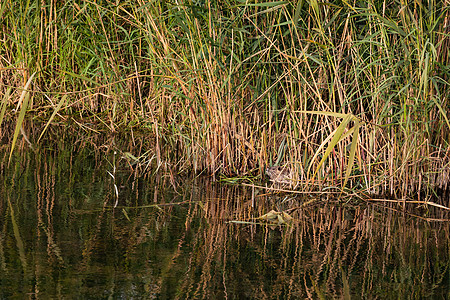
[[1, 147, 449, 299]]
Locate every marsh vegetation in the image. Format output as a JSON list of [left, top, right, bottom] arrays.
[[1, 1, 450, 198], [1, 146, 449, 298], [1, 1, 450, 297]]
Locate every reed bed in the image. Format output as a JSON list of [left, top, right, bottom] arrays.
[[1, 0, 449, 197]]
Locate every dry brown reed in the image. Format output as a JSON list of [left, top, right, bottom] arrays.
[[173, 181, 450, 298], [1, 145, 449, 297], [0, 1, 449, 196]]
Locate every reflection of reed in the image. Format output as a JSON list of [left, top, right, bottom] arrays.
[[1, 148, 449, 298], [177, 183, 450, 299], [1, 145, 169, 297]]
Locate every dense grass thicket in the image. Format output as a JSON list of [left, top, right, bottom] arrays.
[[1, 0, 449, 197]]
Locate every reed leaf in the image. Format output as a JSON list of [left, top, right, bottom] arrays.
[[293, 0, 305, 26], [15, 72, 36, 111], [431, 97, 450, 133], [0, 87, 11, 127], [342, 119, 360, 192], [275, 137, 287, 166], [9, 92, 31, 163], [9, 72, 36, 163], [37, 95, 67, 143], [307, 127, 336, 176], [299, 110, 360, 185], [312, 114, 352, 181]]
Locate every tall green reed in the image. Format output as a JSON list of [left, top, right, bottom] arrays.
[[0, 0, 449, 196]]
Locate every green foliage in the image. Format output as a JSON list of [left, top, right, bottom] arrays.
[[0, 0, 449, 195]]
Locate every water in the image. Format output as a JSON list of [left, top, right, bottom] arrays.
[[0, 147, 449, 299]]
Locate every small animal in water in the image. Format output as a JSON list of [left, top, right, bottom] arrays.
[[265, 166, 293, 185]]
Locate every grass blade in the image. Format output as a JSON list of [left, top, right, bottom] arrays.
[[9, 72, 36, 163], [15, 72, 36, 111], [312, 114, 352, 180], [342, 120, 360, 193], [0, 87, 11, 127], [9, 92, 31, 163], [37, 95, 67, 143]]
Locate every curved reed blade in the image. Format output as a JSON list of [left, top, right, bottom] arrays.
[[312, 114, 352, 180], [293, 0, 306, 26], [9, 92, 31, 163], [297, 110, 361, 189], [275, 137, 286, 166], [15, 72, 36, 111], [342, 120, 360, 193], [0, 87, 11, 126], [431, 98, 450, 133], [9, 72, 36, 163], [37, 95, 68, 143], [307, 128, 335, 176]]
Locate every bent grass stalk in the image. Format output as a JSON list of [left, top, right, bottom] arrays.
[[0, 87, 12, 127], [297, 111, 361, 190], [37, 95, 67, 143], [9, 72, 36, 163]]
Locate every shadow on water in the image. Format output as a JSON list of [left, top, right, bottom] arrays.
[[0, 144, 449, 299]]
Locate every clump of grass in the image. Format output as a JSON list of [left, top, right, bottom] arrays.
[[0, 0, 449, 197]]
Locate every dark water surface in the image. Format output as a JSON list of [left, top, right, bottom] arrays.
[[1, 147, 449, 299]]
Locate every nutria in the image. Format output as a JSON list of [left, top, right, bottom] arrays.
[[265, 166, 293, 185]]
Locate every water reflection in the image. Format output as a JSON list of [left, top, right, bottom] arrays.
[[0, 148, 449, 299]]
